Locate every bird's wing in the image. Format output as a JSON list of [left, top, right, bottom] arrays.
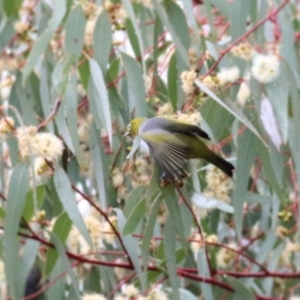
[[151, 117, 211, 140], [140, 130, 189, 180]]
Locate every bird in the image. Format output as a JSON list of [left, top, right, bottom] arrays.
[[25, 264, 42, 300], [125, 116, 234, 183]]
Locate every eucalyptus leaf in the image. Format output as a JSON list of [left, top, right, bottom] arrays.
[[23, 0, 66, 81], [54, 165, 92, 247]]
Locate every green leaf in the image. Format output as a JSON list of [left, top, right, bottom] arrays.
[[3, 162, 29, 299], [115, 208, 146, 290], [89, 123, 108, 210], [3, 0, 22, 16], [93, 11, 112, 72], [245, 231, 277, 287], [164, 217, 180, 299], [233, 129, 258, 239], [64, 4, 86, 57], [279, 8, 300, 88], [22, 185, 45, 222], [40, 64, 54, 132], [123, 198, 146, 235], [142, 195, 163, 279], [54, 165, 92, 247], [126, 18, 141, 58], [55, 98, 75, 152], [229, 0, 251, 40], [52, 55, 75, 96], [196, 249, 214, 299], [259, 143, 285, 201], [152, 0, 188, 66], [265, 64, 289, 144], [64, 77, 81, 158], [263, 242, 285, 295], [0, 207, 6, 220], [88, 58, 113, 146], [78, 55, 90, 91], [123, 186, 145, 217], [121, 52, 147, 117], [18, 239, 40, 299], [161, 186, 188, 249], [45, 212, 72, 275], [121, 0, 145, 70], [179, 288, 199, 300], [45, 257, 66, 300], [168, 53, 178, 110], [23, 0, 67, 81], [163, 1, 190, 50], [196, 80, 265, 144], [0, 20, 15, 53], [226, 277, 256, 300], [49, 232, 80, 298], [15, 73, 38, 126]]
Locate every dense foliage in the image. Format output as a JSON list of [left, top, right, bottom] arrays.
[[0, 0, 299, 299]]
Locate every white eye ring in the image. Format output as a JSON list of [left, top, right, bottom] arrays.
[[127, 124, 131, 131]]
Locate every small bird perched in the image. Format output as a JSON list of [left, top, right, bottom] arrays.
[[125, 116, 234, 183]]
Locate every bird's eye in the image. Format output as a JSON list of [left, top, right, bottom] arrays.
[[127, 123, 131, 131]]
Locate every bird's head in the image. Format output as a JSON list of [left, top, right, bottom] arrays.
[[124, 118, 147, 137]]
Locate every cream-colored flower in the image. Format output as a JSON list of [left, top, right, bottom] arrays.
[[117, 185, 128, 202], [16, 126, 38, 159], [79, 150, 93, 177], [251, 54, 280, 83], [279, 241, 300, 266], [137, 0, 153, 9], [123, 284, 139, 297], [204, 165, 233, 204], [114, 258, 127, 280], [206, 234, 218, 244], [102, 216, 117, 244], [32, 132, 64, 160], [190, 232, 204, 255], [81, 2, 102, 18], [82, 293, 106, 300], [275, 225, 289, 239], [85, 216, 103, 249], [0, 259, 5, 297], [237, 82, 250, 106], [231, 43, 253, 60], [67, 215, 103, 255], [217, 66, 240, 85], [188, 48, 198, 69], [180, 70, 197, 94], [33, 156, 52, 176], [216, 242, 238, 269], [157, 103, 173, 116], [0, 117, 14, 136], [201, 75, 219, 90], [105, 2, 127, 23], [14, 20, 30, 34], [112, 168, 124, 187], [0, 74, 15, 99], [114, 295, 125, 300], [85, 18, 97, 47], [175, 111, 202, 125]]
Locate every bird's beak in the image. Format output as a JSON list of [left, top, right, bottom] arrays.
[[123, 131, 130, 138]]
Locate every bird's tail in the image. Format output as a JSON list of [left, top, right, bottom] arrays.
[[205, 152, 234, 177]]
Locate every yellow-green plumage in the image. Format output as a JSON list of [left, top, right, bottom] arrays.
[[126, 116, 234, 180]]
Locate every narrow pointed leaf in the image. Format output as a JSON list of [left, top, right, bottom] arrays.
[[23, 0, 66, 81], [3, 162, 29, 299], [89, 58, 112, 146], [54, 165, 92, 247]]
